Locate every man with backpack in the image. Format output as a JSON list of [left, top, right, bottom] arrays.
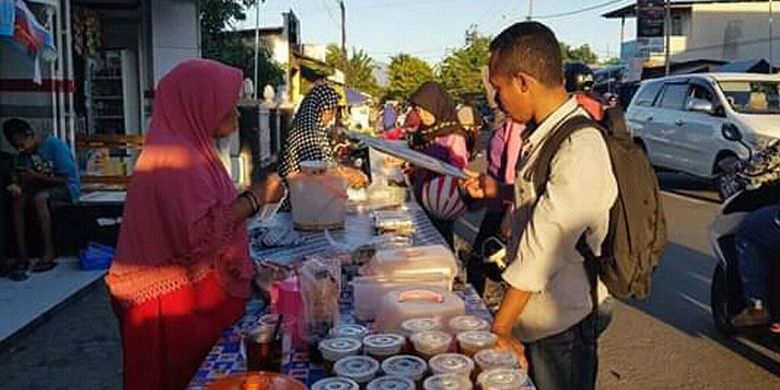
[[463, 21, 666, 390]]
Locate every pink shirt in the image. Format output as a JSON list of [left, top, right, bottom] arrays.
[[488, 120, 524, 184], [435, 133, 469, 169]]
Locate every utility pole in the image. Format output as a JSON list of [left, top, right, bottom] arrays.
[[340, 0, 347, 60], [664, 0, 671, 76], [253, 0, 265, 100], [770, 0, 774, 68], [527, 0, 535, 21]]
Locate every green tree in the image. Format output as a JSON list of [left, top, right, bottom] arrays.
[[384, 53, 436, 102], [199, 0, 284, 89], [325, 44, 381, 97], [603, 57, 623, 66], [439, 28, 491, 101], [560, 42, 599, 64]]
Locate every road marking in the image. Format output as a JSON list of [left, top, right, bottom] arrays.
[[662, 191, 719, 206], [459, 218, 480, 234]]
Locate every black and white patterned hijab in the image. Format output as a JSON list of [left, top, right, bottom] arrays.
[[278, 84, 341, 178]]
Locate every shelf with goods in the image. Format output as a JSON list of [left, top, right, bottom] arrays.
[[81, 49, 142, 191]]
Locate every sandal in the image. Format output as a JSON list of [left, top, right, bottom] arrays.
[[9, 260, 29, 281], [32, 259, 58, 273]]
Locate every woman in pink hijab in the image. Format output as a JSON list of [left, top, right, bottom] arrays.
[[105, 59, 283, 390]]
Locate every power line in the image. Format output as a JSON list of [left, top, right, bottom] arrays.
[[319, 0, 339, 28], [535, 0, 631, 20]]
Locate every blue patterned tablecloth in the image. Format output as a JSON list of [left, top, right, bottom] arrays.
[[187, 203, 534, 389]]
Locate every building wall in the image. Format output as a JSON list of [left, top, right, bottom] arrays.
[[674, 2, 780, 64], [151, 0, 200, 82]]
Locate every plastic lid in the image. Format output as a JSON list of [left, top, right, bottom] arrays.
[[410, 330, 452, 356], [311, 377, 361, 390], [423, 373, 474, 390], [330, 324, 370, 340], [318, 337, 362, 361], [474, 349, 519, 370], [258, 314, 281, 326], [448, 315, 490, 333], [367, 376, 417, 390], [363, 333, 405, 356], [401, 317, 443, 336], [428, 353, 475, 375], [477, 368, 529, 390], [334, 356, 381, 384], [456, 331, 498, 350], [381, 355, 428, 381]]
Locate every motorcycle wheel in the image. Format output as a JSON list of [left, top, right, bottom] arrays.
[[711, 264, 737, 335]]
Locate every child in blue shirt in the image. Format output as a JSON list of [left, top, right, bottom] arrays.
[[3, 118, 80, 280]]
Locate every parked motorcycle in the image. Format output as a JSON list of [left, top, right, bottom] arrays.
[[709, 124, 780, 336]]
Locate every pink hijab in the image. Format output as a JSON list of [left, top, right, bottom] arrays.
[[107, 59, 250, 306]]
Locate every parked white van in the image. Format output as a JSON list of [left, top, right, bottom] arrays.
[[626, 73, 780, 179]]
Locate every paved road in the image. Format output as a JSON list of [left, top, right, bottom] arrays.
[[2, 174, 780, 389]]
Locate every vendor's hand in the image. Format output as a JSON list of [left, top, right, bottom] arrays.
[[251, 174, 284, 204], [461, 173, 501, 199], [493, 332, 529, 372], [6, 184, 22, 199]]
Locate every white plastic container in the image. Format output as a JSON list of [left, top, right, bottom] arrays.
[[288, 160, 347, 231], [423, 373, 474, 390], [449, 315, 491, 334], [319, 337, 362, 374], [353, 274, 450, 321], [428, 353, 475, 377], [474, 349, 519, 372], [367, 376, 416, 390], [381, 355, 428, 382], [362, 245, 458, 290], [363, 334, 406, 362], [329, 324, 370, 341], [410, 330, 453, 359], [374, 287, 466, 333], [476, 368, 529, 390], [334, 356, 381, 385], [311, 377, 361, 390], [401, 317, 444, 337], [456, 331, 498, 357]]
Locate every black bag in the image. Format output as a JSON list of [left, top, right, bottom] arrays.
[[529, 108, 667, 301]]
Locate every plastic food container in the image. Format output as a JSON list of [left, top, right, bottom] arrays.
[[362, 245, 459, 290], [410, 330, 453, 359], [319, 337, 363, 374], [366, 376, 416, 390], [381, 355, 428, 382], [456, 331, 498, 357], [334, 356, 381, 386], [353, 275, 451, 321], [330, 324, 370, 341], [448, 315, 490, 333], [474, 349, 519, 372], [401, 317, 443, 337], [428, 353, 475, 377], [476, 368, 529, 390], [311, 377, 361, 390], [423, 373, 474, 390], [374, 287, 465, 332], [363, 334, 406, 362]]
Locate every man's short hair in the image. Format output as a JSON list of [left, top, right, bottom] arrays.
[[489, 21, 564, 88], [2, 118, 34, 146]]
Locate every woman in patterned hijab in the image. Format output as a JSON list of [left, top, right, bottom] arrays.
[[278, 84, 342, 178]]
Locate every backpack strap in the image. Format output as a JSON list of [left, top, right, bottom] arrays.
[[526, 114, 604, 313]]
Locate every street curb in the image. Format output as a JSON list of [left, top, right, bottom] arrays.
[[0, 276, 103, 352]]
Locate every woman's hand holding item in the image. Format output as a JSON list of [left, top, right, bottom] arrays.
[[251, 174, 284, 204]]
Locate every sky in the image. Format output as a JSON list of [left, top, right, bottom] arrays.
[[239, 0, 639, 65]]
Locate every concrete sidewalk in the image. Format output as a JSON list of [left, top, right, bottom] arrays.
[[0, 258, 106, 348]]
